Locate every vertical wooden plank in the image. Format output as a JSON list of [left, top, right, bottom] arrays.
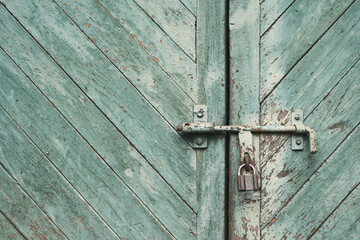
[[197, 0, 227, 238], [229, 0, 260, 239]]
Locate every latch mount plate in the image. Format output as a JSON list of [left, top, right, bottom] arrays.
[[193, 105, 207, 148], [291, 109, 304, 151]]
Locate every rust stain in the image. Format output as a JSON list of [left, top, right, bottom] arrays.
[[84, 22, 91, 28], [328, 121, 348, 131], [277, 109, 288, 121], [277, 170, 291, 178], [151, 56, 159, 63], [109, 56, 117, 63]]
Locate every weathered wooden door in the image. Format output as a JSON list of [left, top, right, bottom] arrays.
[[0, 0, 227, 239], [229, 0, 360, 239], [1, 0, 359, 239]]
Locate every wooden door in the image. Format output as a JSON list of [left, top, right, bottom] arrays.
[[229, 0, 360, 239], [0, 0, 227, 239]]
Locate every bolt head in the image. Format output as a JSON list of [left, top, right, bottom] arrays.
[[195, 137, 204, 145], [296, 139, 302, 145], [196, 109, 204, 118], [294, 114, 301, 121]]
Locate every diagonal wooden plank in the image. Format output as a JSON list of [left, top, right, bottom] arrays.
[[0, 108, 121, 239], [89, 0, 198, 101], [179, 0, 196, 15], [260, 60, 360, 228], [311, 185, 360, 240], [196, 0, 227, 238], [0, 0, 197, 206], [0, 167, 66, 240], [260, 0, 295, 35], [0, 44, 195, 238], [57, 0, 196, 104], [229, 0, 261, 239], [0, 212, 25, 240], [134, 0, 196, 60], [261, 126, 360, 239], [260, 0, 354, 101], [260, 1, 360, 169]]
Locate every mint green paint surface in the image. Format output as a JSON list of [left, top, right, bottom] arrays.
[[0, 0, 226, 239], [1, 0, 359, 238]]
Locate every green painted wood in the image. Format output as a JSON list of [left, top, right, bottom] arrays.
[[90, 0, 198, 101], [262, 125, 360, 239], [0, 108, 120, 239], [229, 0, 260, 239], [1, 0, 197, 207], [260, 0, 294, 35], [0, 166, 66, 240], [196, 0, 226, 238], [311, 186, 360, 240], [57, 0, 197, 105], [0, 36, 196, 239], [260, 0, 354, 101], [0, 213, 24, 240], [134, 0, 196, 60], [260, 0, 360, 169], [180, 0, 196, 16], [261, 60, 360, 230]]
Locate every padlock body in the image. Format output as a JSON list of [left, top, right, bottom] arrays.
[[238, 174, 259, 191]]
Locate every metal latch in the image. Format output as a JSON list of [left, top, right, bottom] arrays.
[[177, 106, 317, 191]]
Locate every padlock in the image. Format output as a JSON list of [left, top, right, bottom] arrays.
[[237, 164, 259, 191]]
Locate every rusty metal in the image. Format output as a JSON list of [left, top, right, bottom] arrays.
[[238, 164, 259, 191], [243, 153, 251, 172], [177, 121, 317, 153], [178, 109, 317, 192], [192, 105, 208, 148], [292, 110, 304, 151]]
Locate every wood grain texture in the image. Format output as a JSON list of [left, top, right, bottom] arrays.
[[260, 0, 294, 35], [0, 29, 195, 239], [0, 213, 24, 240], [229, 0, 260, 239], [56, 0, 196, 106], [261, 60, 360, 230], [260, 0, 360, 170], [134, 0, 196, 60], [196, 0, 227, 238], [93, 0, 198, 101], [0, 166, 66, 240], [262, 125, 360, 239], [311, 185, 360, 240], [180, 0, 196, 15], [0, 108, 119, 239], [1, 0, 197, 207], [260, 0, 354, 101]]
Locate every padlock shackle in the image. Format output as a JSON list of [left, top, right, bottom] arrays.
[[238, 163, 255, 176]]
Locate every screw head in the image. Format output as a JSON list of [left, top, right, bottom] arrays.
[[294, 114, 301, 121], [195, 137, 204, 145], [296, 139, 302, 145], [196, 109, 204, 118]]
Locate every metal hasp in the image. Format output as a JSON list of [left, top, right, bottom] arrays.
[[177, 108, 317, 191]]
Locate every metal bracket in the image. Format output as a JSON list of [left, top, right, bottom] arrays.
[[178, 109, 317, 153], [192, 105, 207, 148], [178, 108, 317, 191], [291, 110, 304, 151]]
